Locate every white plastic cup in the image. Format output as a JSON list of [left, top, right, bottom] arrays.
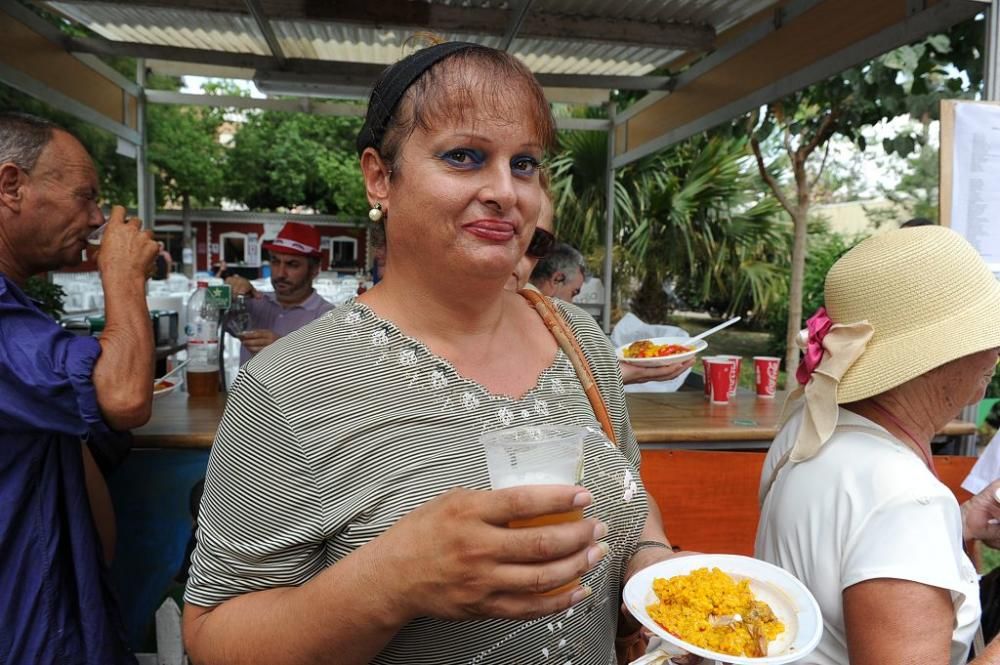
[[481, 425, 584, 493], [481, 425, 587, 594]]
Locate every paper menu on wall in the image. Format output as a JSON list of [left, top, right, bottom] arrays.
[[949, 102, 1000, 272]]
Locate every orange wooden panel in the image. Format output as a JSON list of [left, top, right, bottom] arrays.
[[641, 451, 977, 557], [936, 455, 976, 504], [641, 450, 765, 556]]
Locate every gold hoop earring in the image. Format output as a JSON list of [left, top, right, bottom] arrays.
[[368, 202, 384, 222]]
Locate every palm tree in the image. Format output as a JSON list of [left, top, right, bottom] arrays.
[[548, 131, 788, 324]]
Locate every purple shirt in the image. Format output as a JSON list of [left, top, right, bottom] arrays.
[[0, 274, 135, 665], [239, 290, 334, 364]]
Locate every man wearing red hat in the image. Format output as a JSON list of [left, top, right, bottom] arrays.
[[225, 221, 334, 364]]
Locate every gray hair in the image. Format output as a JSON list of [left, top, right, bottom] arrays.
[[530, 242, 585, 283], [0, 112, 60, 171]]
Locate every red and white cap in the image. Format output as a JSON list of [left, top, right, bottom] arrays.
[[262, 222, 322, 258]]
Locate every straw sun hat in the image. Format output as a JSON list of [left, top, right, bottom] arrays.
[[827, 225, 1000, 404]]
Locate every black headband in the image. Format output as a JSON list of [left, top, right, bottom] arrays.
[[355, 41, 480, 156]]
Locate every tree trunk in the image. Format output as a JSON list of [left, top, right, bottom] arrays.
[[182, 193, 193, 279], [784, 205, 809, 380]]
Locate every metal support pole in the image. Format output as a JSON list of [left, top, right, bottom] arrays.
[[985, 0, 1000, 101], [136, 59, 151, 227], [602, 101, 617, 334]]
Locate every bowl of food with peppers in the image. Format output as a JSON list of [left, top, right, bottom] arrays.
[[615, 336, 707, 368]]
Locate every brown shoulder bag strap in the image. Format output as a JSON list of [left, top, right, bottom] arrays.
[[519, 289, 618, 446]]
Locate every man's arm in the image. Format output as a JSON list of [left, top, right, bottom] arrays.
[[91, 207, 159, 430]]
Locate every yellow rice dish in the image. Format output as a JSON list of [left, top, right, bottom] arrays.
[[646, 567, 785, 658]]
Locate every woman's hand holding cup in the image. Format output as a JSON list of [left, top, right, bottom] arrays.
[[367, 484, 605, 624]]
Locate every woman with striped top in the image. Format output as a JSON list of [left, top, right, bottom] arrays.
[[182, 41, 677, 665]]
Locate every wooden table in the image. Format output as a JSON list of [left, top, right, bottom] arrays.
[[136, 389, 979, 453], [628, 390, 978, 453], [134, 391, 226, 448]]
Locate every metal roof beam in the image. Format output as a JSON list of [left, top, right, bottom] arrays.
[[243, 0, 285, 65], [54, 0, 716, 50], [0, 1, 141, 93], [67, 34, 375, 76], [615, 0, 828, 126], [67, 34, 672, 91], [3, 0, 72, 45], [612, 0, 983, 169], [144, 90, 611, 131], [500, 0, 535, 52], [252, 67, 670, 93], [145, 89, 367, 116]]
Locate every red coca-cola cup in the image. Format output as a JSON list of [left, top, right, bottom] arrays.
[[705, 358, 734, 404], [754, 356, 781, 398], [717, 355, 742, 397]]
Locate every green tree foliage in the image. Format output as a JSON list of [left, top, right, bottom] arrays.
[[765, 228, 861, 361], [743, 18, 983, 376], [546, 128, 613, 255], [223, 111, 366, 216], [623, 136, 788, 323], [21, 276, 66, 319], [146, 74, 225, 208], [148, 103, 225, 208], [865, 143, 940, 227], [549, 130, 787, 324]]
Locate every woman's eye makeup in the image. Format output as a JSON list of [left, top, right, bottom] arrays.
[[437, 148, 542, 177], [511, 155, 541, 176], [437, 148, 484, 168]]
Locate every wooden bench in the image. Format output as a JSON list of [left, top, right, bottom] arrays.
[[641, 450, 976, 556]]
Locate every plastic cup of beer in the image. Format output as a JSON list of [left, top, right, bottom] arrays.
[[185, 369, 219, 397], [481, 425, 585, 593]]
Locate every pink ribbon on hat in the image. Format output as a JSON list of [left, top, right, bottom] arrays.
[[795, 307, 833, 385], [774, 310, 873, 468]]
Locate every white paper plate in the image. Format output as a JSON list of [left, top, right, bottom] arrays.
[[623, 554, 823, 665], [615, 336, 707, 367], [153, 378, 179, 398]]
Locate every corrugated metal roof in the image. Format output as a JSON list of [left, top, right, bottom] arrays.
[[48, 2, 271, 55], [44, 0, 779, 79]]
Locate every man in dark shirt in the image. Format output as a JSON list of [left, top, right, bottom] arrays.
[[0, 112, 158, 664]]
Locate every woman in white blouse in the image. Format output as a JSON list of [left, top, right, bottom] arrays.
[[756, 225, 1000, 664]]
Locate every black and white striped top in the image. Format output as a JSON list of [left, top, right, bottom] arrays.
[[185, 298, 648, 665]]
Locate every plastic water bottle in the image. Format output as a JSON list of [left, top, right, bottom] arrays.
[[185, 281, 220, 395]]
